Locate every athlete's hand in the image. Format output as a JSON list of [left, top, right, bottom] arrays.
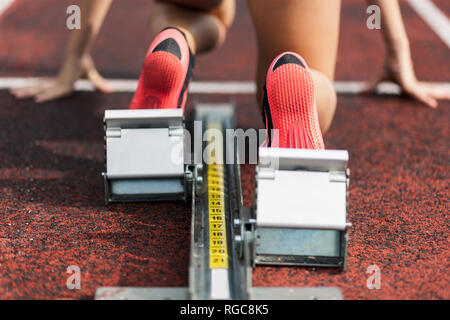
[[364, 51, 450, 108], [10, 54, 114, 103]]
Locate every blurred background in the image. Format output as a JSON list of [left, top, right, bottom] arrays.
[[0, 0, 448, 299]]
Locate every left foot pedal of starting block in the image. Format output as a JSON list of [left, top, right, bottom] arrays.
[[103, 109, 188, 204]]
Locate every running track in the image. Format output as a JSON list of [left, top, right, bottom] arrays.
[[0, 0, 448, 299]]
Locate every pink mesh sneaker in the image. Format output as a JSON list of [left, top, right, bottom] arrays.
[[262, 52, 325, 149], [129, 27, 195, 110]]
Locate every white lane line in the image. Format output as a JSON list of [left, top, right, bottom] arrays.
[[407, 0, 450, 48], [0, 0, 14, 17], [1, 77, 449, 95]]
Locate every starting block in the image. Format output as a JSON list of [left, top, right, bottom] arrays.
[[253, 147, 350, 269], [97, 104, 350, 300], [103, 109, 188, 203]]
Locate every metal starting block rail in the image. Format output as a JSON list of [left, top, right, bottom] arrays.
[[96, 103, 350, 300]]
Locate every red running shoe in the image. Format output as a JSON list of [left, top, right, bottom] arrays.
[[262, 52, 325, 149], [129, 27, 195, 110]]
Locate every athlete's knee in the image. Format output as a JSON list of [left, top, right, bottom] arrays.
[[212, 0, 235, 29], [209, 0, 235, 49]]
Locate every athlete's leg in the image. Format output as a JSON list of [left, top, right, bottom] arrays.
[[150, 0, 236, 54], [247, 0, 341, 134]]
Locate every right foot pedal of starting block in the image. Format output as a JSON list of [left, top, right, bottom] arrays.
[[254, 147, 350, 269]]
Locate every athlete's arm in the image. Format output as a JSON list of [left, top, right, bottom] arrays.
[[11, 0, 114, 103], [365, 0, 450, 108]]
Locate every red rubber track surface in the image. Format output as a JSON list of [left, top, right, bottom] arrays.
[[0, 0, 448, 299]]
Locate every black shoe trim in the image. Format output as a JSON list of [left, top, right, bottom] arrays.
[[152, 38, 182, 59], [262, 84, 274, 147], [177, 48, 195, 108], [273, 53, 305, 71]]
